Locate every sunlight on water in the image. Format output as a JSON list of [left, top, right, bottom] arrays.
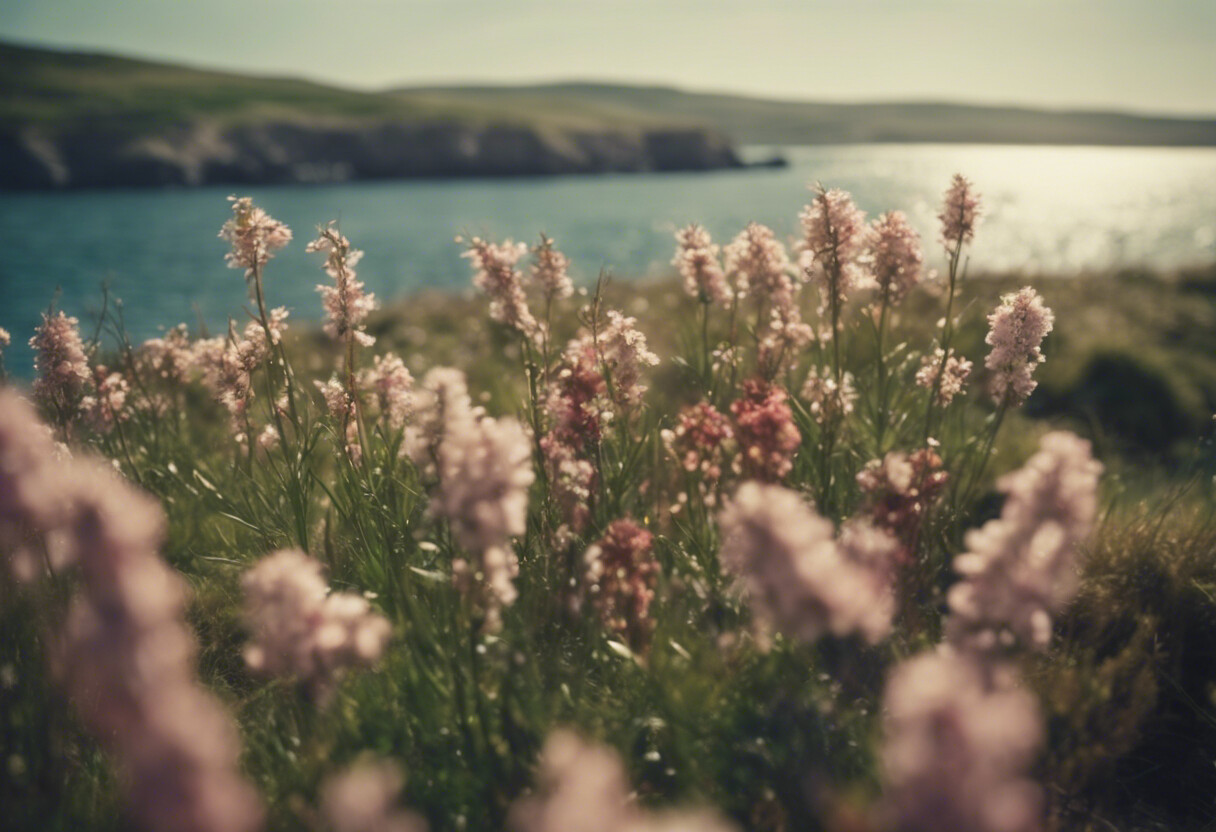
[[1, 144, 1214, 375]]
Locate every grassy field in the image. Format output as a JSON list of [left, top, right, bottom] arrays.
[[2, 184, 1216, 832]]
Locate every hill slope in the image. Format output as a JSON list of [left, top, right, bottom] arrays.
[[0, 43, 739, 189], [396, 82, 1216, 147]]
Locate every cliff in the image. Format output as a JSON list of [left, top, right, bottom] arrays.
[[0, 42, 741, 190]]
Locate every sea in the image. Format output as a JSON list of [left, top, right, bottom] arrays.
[[2, 143, 1215, 376]]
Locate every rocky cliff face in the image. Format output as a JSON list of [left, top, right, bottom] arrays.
[[0, 120, 742, 189]]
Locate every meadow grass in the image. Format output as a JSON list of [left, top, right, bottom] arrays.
[[2, 183, 1215, 832]]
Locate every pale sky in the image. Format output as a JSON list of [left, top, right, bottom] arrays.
[[3, 0, 1214, 115]]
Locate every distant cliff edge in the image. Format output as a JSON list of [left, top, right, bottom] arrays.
[[0, 121, 742, 190]]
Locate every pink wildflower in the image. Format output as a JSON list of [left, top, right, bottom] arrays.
[[321, 759, 427, 832], [799, 186, 872, 308], [310, 224, 378, 348], [868, 211, 924, 305], [730, 379, 800, 482], [359, 352, 414, 430], [881, 650, 1043, 832], [916, 348, 974, 406], [532, 233, 575, 302], [29, 310, 90, 417], [984, 287, 1054, 406], [939, 174, 982, 250], [724, 221, 794, 304], [80, 365, 130, 433], [717, 482, 893, 644], [137, 324, 196, 384], [463, 236, 538, 339], [583, 518, 659, 651], [242, 548, 391, 701], [674, 224, 731, 305], [402, 367, 480, 475], [664, 401, 734, 482], [593, 310, 660, 410], [857, 449, 950, 561], [800, 366, 857, 426], [947, 431, 1102, 654], [218, 195, 292, 282]]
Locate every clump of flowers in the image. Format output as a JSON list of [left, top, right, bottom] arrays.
[[717, 482, 894, 645], [426, 368, 534, 628], [946, 431, 1102, 654], [799, 186, 872, 309], [730, 379, 800, 482], [532, 233, 574, 303], [320, 759, 427, 832], [584, 518, 659, 652], [510, 730, 737, 832], [196, 316, 285, 442], [880, 650, 1043, 832], [1, 391, 264, 832], [219, 195, 292, 283], [939, 174, 982, 250], [868, 210, 924, 305], [984, 287, 1055, 406], [242, 548, 391, 701], [674, 224, 731, 306], [800, 366, 858, 426], [137, 324, 196, 384], [916, 348, 973, 406], [315, 376, 361, 463], [463, 236, 538, 340], [593, 310, 660, 410], [724, 221, 792, 303], [359, 352, 414, 430], [310, 224, 378, 348], [29, 310, 90, 420], [856, 449, 950, 560], [403, 367, 480, 476], [664, 400, 734, 486], [80, 364, 130, 434]]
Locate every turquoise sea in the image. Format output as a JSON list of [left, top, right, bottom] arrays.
[[2, 144, 1215, 375]]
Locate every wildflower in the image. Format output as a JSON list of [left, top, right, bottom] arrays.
[[756, 304, 814, 377], [463, 236, 538, 340], [946, 431, 1102, 653], [800, 366, 857, 426], [984, 287, 1054, 406], [137, 324, 195, 383], [428, 370, 534, 625], [509, 731, 737, 832], [868, 211, 924, 305], [29, 310, 90, 417], [545, 338, 608, 449], [799, 186, 871, 308], [880, 651, 1042, 832], [403, 367, 480, 475], [80, 365, 130, 433], [315, 376, 361, 463], [673, 224, 731, 305], [359, 352, 414, 430], [219, 195, 292, 282], [856, 449, 950, 560], [540, 436, 596, 535], [724, 221, 793, 305], [532, 233, 575, 302], [939, 174, 982, 250], [0, 391, 265, 832], [584, 518, 659, 651], [916, 348, 973, 406], [730, 379, 800, 482], [242, 548, 391, 701], [0, 326, 9, 348], [320, 759, 427, 832], [718, 482, 893, 644], [664, 401, 734, 483], [593, 310, 660, 410], [310, 224, 378, 348]]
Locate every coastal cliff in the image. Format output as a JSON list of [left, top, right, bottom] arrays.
[[0, 120, 742, 190]]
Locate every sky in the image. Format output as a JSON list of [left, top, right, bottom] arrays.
[[2, 0, 1215, 116]]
